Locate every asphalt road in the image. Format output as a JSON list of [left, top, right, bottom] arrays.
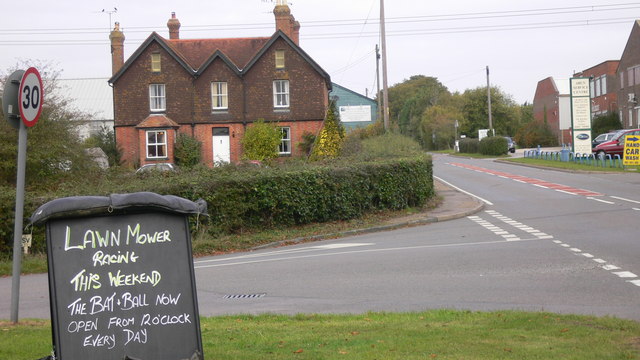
[[2, 153, 639, 321]]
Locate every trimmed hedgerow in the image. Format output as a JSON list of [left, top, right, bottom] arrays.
[[458, 138, 479, 154], [0, 156, 434, 256], [479, 136, 508, 156]]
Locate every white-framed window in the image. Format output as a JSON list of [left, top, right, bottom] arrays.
[[279, 127, 291, 155], [149, 84, 166, 112], [635, 66, 640, 86], [620, 72, 625, 89], [275, 50, 285, 69], [273, 80, 289, 108], [594, 77, 601, 97], [146, 130, 167, 159], [211, 82, 228, 110], [590, 80, 595, 99], [600, 75, 607, 95], [151, 53, 161, 72]]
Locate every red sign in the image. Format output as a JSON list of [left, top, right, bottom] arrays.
[[19, 67, 44, 127]]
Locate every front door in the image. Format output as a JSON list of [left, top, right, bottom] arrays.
[[212, 127, 230, 165]]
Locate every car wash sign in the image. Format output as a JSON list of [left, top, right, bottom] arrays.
[[623, 134, 640, 166], [570, 77, 592, 154]]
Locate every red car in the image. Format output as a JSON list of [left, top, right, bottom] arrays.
[[593, 128, 640, 158]]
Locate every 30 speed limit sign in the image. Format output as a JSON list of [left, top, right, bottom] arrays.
[[19, 67, 43, 127]]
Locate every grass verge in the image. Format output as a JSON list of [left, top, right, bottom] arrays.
[[501, 157, 639, 172], [2, 311, 639, 359]]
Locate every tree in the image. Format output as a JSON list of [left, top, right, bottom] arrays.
[[310, 101, 345, 160], [418, 105, 463, 150], [459, 86, 521, 138], [592, 112, 623, 137], [386, 75, 450, 136], [173, 133, 202, 168], [241, 119, 282, 162], [84, 125, 121, 166], [0, 61, 97, 189]]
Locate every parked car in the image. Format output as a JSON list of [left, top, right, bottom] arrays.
[[504, 137, 516, 153], [135, 163, 176, 174], [592, 129, 640, 158], [592, 130, 623, 149]]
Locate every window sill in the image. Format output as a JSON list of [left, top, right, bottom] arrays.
[[274, 108, 290, 113]]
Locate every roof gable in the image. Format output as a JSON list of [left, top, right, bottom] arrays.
[[109, 32, 195, 84], [244, 31, 332, 89]]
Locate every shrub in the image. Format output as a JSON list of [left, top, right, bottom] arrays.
[[174, 133, 202, 168], [310, 102, 345, 160], [458, 138, 479, 153], [241, 119, 281, 162], [479, 136, 508, 156]]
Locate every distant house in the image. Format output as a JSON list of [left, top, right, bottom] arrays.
[[330, 83, 378, 131], [532, 77, 572, 144], [574, 60, 619, 119], [108, 4, 331, 167], [56, 78, 113, 139], [616, 20, 640, 129]]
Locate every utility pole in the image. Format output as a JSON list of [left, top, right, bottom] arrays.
[[486, 65, 493, 135], [380, 0, 390, 131], [375, 44, 382, 122]]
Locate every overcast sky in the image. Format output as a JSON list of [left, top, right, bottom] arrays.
[[2, 0, 639, 104]]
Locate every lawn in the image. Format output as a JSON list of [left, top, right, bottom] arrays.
[[2, 311, 639, 359]]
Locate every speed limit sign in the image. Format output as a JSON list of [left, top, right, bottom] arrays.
[[19, 67, 43, 127]]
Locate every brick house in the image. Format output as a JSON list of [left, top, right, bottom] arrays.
[[617, 20, 640, 129], [108, 4, 331, 167], [574, 60, 619, 120], [532, 77, 571, 145]]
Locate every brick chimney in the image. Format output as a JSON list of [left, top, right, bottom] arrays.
[[274, 3, 299, 45], [109, 22, 125, 75], [167, 12, 181, 40]]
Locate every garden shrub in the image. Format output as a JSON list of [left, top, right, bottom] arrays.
[[479, 136, 508, 156], [458, 138, 479, 153]]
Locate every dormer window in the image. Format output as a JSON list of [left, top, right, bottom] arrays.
[[151, 53, 161, 72], [275, 50, 285, 69]]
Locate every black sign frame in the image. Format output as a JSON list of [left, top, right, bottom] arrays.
[[45, 211, 203, 360]]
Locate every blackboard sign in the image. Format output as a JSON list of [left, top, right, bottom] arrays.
[[45, 210, 203, 360]]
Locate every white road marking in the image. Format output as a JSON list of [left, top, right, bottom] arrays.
[[610, 196, 640, 204], [629, 280, 640, 287], [613, 271, 638, 278], [582, 253, 594, 258], [313, 243, 373, 249], [434, 176, 494, 205], [602, 264, 621, 271], [587, 197, 615, 205]]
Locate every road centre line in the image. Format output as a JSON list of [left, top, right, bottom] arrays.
[[611, 196, 640, 204], [194, 238, 542, 269], [587, 197, 615, 205]]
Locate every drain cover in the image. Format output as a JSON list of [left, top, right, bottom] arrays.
[[223, 293, 266, 299]]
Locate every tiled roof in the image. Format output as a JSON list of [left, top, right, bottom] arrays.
[[136, 114, 180, 128], [167, 37, 271, 70]]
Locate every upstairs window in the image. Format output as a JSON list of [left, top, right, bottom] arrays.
[[151, 53, 161, 72], [275, 50, 285, 69], [279, 127, 291, 155], [149, 84, 166, 112], [211, 82, 228, 110], [146, 130, 167, 159], [273, 80, 289, 108]]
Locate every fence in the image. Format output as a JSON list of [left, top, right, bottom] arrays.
[[523, 147, 625, 169]]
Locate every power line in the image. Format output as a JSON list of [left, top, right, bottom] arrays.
[[1, 3, 638, 36]]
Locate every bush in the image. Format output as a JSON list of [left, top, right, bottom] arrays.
[[458, 138, 479, 153], [479, 136, 508, 156], [241, 119, 281, 162], [0, 156, 434, 257], [174, 133, 202, 168]]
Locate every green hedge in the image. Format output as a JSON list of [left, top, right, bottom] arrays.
[[0, 156, 434, 256], [479, 136, 508, 156], [458, 138, 479, 153]]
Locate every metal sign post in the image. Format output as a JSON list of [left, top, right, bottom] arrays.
[[3, 67, 43, 323]]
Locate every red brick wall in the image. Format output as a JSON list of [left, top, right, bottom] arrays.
[[113, 36, 330, 167]]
